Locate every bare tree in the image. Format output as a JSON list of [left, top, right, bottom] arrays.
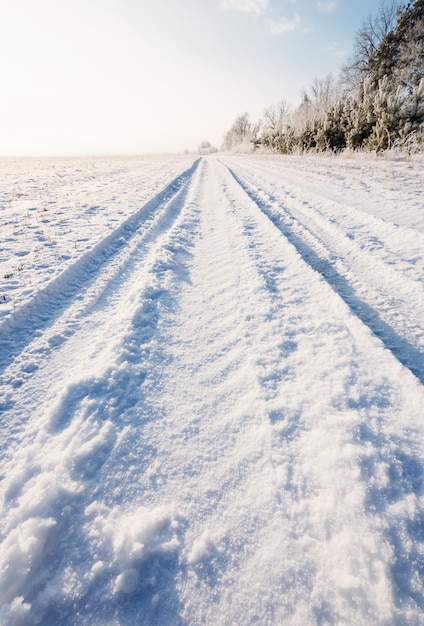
[[291, 74, 340, 129], [309, 75, 340, 115], [341, 0, 400, 91], [198, 140, 218, 155], [222, 113, 257, 150], [262, 100, 291, 135]]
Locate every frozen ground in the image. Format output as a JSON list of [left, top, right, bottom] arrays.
[[0, 152, 423, 625]]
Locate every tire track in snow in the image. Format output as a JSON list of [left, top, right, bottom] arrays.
[[206, 157, 424, 623], [1, 157, 424, 624], [222, 156, 424, 295], [0, 159, 200, 377], [82, 157, 424, 624], [221, 160, 424, 384], [0, 159, 201, 438], [0, 160, 204, 624], [237, 156, 424, 287], [228, 154, 424, 233]]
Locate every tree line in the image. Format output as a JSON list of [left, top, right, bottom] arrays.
[[223, 0, 424, 154]]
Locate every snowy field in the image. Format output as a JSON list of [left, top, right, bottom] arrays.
[[0, 152, 423, 625]]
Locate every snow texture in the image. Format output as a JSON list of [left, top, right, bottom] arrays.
[[1, 153, 424, 625]]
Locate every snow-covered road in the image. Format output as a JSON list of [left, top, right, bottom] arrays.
[[1, 154, 424, 625]]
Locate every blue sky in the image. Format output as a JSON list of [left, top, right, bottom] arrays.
[[0, 0, 385, 155]]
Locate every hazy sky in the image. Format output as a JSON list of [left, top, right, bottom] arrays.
[[1, 0, 384, 155]]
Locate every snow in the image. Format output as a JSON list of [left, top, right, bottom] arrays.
[[1, 152, 423, 625]]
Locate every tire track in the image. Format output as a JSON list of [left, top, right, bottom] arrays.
[[222, 156, 424, 284], [221, 159, 424, 384], [0, 159, 200, 376], [1, 156, 424, 624], [0, 160, 205, 622], [227, 154, 424, 233], [111, 157, 424, 624]]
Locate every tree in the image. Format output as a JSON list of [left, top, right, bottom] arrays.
[[382, 0, 424, 91], [198, 140, 218, 155], [257, 100, 292, 150], [262, 100, 291, 135], [222, 113, 257, 150], [222, 1, 424, 156], [341, 0, 400, 91], [291, 74, 340, 131]]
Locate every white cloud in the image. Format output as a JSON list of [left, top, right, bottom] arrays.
[[269, 14, 301, 35], [219, 0, 269, 14], [317, 1, 337, 13], [322, 42, 348, 58]]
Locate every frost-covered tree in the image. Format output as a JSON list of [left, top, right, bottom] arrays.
[[198, 140, 218, 155], [365, 76, 403, 150], [224, 0, 424, 155], [344, 80, 377, 149], [222, 113, 258, 150], [292, 75, 340, 129], [396, 0, 424, 88], [262, 100, 291, 135], [374, 0, 424, 91], [345, 75, 424, 151], [341, 0, 400, 91], [258, 100, 291, 150]]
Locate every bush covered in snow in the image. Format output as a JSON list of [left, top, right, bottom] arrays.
[[224, 0, 424, 155]]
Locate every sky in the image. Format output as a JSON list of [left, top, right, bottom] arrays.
[[0, 0, 387, 156]]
